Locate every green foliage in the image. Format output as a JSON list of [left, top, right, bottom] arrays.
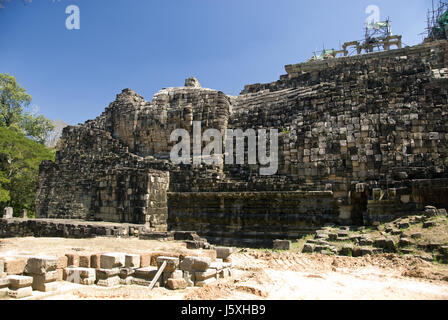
[[0, 73, 54, 144], [0, 126, 55, 217]]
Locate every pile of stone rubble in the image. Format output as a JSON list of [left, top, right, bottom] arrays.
[[0, 246, 235, 299]]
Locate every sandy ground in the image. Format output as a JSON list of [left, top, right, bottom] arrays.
[[1, 237, 448, 300]]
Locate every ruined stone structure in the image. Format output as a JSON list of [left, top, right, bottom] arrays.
[[36, 40, 448, 246]]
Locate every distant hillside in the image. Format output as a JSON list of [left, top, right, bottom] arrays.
[[46, 120, 70, 148]]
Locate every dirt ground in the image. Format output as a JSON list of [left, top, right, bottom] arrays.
[[1, 237, 448, 300]]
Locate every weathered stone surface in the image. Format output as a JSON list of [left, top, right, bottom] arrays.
[[156, 256, 179, 272], [3, 258, 27, 275], [26, 39, 448, 245], [302, 243, 315, 253], [374, 238, 397, 253], [65, 267, 96, 285], [29, 271, 58, 290], [79, 255, 91, 268], [25, 256, 58, 275], [8, 286, 32, 299], [339, 244, 354, 256], [139, 253, 152, 268], [65, 254, 79, 267], [97, 276, 120, 287], [56, 269, 64, 281], [179, 256, 211, 272], [96, 268, 120, 280], [423, 221, 437, 228], [166, 278, 188, 290], [8, 275, 33, 289], [411, 233, 422, 239], [100, 253, 126, 269], [3, 207, 13, 219], [273, 240, 291, 250], [119, 268, 135, 279], [0, 287, 8, 297], [0, 277, 9, 288], [131, 277, 159, 287], [194, 269, 217, 281], [90, 254, 102, 269], [33, 281, 59, 293], [195, 277, 217, 287], [215, 247, 234, 260], [57, 256, 68, 269], [125, 254, 141, 268], [134, 267, 158, 280]]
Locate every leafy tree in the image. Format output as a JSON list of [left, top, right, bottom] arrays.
[[0, 126, 55, 217], [0, 73, 54, 144]]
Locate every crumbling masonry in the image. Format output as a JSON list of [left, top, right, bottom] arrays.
[[36, 40, 448, 246]]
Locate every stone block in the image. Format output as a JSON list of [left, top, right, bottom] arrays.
[[411, 233, 422, 239], [33, 281, 59, 293], [339, 244, 354, 256], [221, 268, 231, 278], [90, 254, 102, 269], [125, 254, 141, 268], [0, 277, 9, 289], [131, 277, 159, 287], [209, 261, 224, 271], [374, 238, 396, 253], [0, 287, 8, 298], [96, 268, 120, 280], [97, 276, 120, 287], [186, 240, 206, 249], [25, 256, 58, 275], [139, 253, 152, 268], [199, 250, 217, 262], [302, 243, 315, 253], [100, 253, 125, 269], [194, 269, 217, 281], [273, 240, 291, 250], [65, 267, 96, 285], [166, 278, 187, 290], [56, 269, 64, 281], [29, 271, 58, 290], [3, 258, 27, 275], [79, 255, 91, 268], [180, 256, 211, 272], [0, 259, 4, 273], [8, 286, 32, 299], [3, 207, 13, 219], [162, 270, 183, 285], [215, 247, 234, 260], [150, 252, 179, 266], [134, 267, 158, 280], [8, 275, 33, 289], [119, 268, 135, 279], [156, 256, 179, 272], [57, 256, 68, 269], [183, 271, 194, 287], [65, 254, 79, 267], [119, 277, 133, 285], [195, 277, 217, 287]]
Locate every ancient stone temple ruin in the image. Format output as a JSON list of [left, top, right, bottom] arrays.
[[36, 40, 448, 246]]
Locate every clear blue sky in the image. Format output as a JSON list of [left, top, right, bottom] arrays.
[[0, 0, 434, 125]]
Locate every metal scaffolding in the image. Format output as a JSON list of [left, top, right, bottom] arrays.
[[424, 0, 448, 41]]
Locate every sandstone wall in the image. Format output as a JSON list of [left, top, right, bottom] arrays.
[[168, 191, 339, 246], [35, 41, 448, 241]]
